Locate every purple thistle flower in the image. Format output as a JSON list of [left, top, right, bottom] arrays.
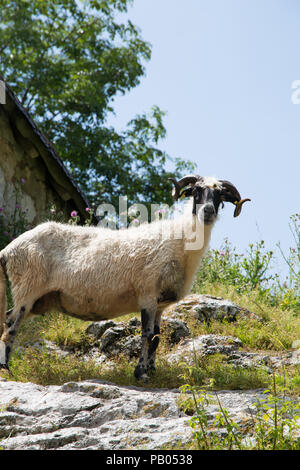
[[85, 207, 90, 212], [71, 210, 78, 217], [15, 203, 20, 209], [0, 208, 3, 212], [20, 178, 26, 184]]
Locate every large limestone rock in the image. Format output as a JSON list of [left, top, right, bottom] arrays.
[[0, 379, 269, 450]]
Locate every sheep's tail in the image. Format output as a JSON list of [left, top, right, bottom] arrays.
[[0, 254, 7, 338]]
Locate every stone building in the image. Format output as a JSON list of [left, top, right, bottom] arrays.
[[0, 76, 91, 228]]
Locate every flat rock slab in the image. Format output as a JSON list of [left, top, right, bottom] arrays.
[[167, 334, 300, 370], [0, 379, 267, 450]]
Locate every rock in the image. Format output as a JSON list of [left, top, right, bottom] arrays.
[[161, 318, 191, 344], [84, 316, 190, 360], [2, 379, 298, 450], [164, 294, 261, 323], [40, 340, 70, 357], [0, 379, 190, 450], [100, 326, 129, 352], [121, 335, 142, 358], [86, 320, 117, 340], [0, 379, 283, 450], [84, 317, 142, 359], [168, 334, 243, 364], [167, 334, 300, 371], [229, 349, 300, 370]]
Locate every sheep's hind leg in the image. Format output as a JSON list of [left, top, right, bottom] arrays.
[[134, 307, 157, 381], [0, 305, 27, 370]]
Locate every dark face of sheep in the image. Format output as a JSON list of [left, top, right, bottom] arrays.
[[191, 181, 222, 224], [169, 175, 251, 225]]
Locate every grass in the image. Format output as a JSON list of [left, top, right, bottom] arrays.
[[190, 282, 300, 351], [0, 270, 298, 451], [14, 312, 93, 351], [177, 373, 300, 450], [1, 276, 299, 393], [2, 345, 276, 390], [6, 348, 102, 386], [3, 316, 299, 396]]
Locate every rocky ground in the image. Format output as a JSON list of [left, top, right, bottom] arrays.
[[0, 294, 299, 450], [0, 379, 269, 450]]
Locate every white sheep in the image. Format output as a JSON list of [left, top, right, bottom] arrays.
[[0, 175, 250, 379]]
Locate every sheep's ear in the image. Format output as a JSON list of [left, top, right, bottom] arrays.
[[180, 187, 194, 199]]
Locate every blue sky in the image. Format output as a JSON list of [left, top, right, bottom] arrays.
[[109, 0, 300, 279]]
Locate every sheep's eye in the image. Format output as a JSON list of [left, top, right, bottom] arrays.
[[192, 187, 201, 195]]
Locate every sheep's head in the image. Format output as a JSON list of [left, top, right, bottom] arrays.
[[169, 174, 251, 224]]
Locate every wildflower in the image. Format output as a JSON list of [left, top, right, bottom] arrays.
[[70, 210, 78, 218], [50, 208, 55, 214], [128, 207, 137, 218], [0, 207, 3, 213], [220, 251, 225, 257], [20, 178, 26, 184], [15, 203, 20, 209], [85, 207, 91, 212]]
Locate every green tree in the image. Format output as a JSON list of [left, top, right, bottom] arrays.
[[0, 0, 194, 209]]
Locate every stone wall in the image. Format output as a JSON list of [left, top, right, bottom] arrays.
[[0, 106, 69, 226]]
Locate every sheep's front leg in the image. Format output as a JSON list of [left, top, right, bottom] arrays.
[[134, 307, 157, 380], [146, 309, 162, 374]]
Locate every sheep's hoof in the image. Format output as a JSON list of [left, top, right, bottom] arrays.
[[134, 365, 149, 382], [141, 373, 150, 383], [0, 363, 9, 372]]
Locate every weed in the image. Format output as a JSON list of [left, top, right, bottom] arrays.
[[179, 372, 300, 450]]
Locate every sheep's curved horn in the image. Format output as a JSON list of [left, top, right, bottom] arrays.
[[220, 180, 251, 217], [168, 178, 181, 200], [220, 180, 241, 201], [168, 175, 202, 200], [233, 198, 251, 217]]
